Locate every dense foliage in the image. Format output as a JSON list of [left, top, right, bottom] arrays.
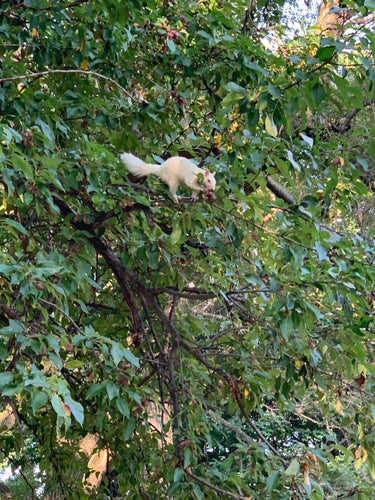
[[0, 0, 375, 498]]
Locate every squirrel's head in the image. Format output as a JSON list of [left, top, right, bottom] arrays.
[[204, 169, 216, 190]]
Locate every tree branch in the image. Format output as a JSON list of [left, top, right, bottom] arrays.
[[185, 469, 250, 500], [39, 298, 85, 335], [206, 408, 254, 445], [265, 175, 295, 205], [0, 69, 135, 101], [49, 192, 146, 340], [0, 0, 89, 13], [156, 287, 216, 301]]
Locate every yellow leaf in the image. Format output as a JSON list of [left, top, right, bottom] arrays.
[[358, 363, 367, 376], [334, 399, 344, 415], [354, 447, 367, 470], [244, 388, 249, 397], [295, 360, 303, 369], [216, 133, 222, 145], [265, 115, 278, 137], [81, 58, 89, 71], [303, 470, 311, 487], [31, 28, 39, 38]]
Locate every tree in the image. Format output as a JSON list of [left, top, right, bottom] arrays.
[[0, 0, 374, 498]]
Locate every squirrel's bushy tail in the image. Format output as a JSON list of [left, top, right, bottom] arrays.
[[120, 153, 161, 177]]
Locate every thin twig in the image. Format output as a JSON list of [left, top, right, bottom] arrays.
[[234, 393, 288, 468], [200, 326, 249, 349], [156, 287, 216, 301], [0, 447, 36, 499], [39, 298, 84, 335], [213, 203, 314, 250], [0, 69, 135, 101], [0, 0, 89, 13], [206, 409, 254, 445], [185, 469, 251, 500]]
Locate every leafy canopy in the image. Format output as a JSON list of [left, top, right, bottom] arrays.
[[0, 0, 375, 498]]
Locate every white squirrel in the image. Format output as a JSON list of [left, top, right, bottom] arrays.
[[120, 153, 216, 202]]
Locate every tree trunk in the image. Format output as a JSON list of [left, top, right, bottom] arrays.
[[316, 0, 350, 35]]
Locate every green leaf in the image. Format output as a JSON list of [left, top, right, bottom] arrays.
[[35, 117, 55, 146], [116, 397, 130, 418], [166, 39, 177, 53], [123, 416, 135, 440], [170, 226, 182, 245], [1, 218, 28, 235], [122, 348, 140, 368], [0, 319, 25, 336], [357, 157, 368, 171], [49, 353, 63, 370], [311, 83, 326, 104], [320, 37, 334, 47], [184, 447, 193, 469], [285, 458, 300, 476], [0, 125, 22, 145], [222, 92, 242, 107], [65, 395, 84, 425], [315, 46, 335, 61], [193, 484, 204, 500], [247, 107, 259, 130], [311, 484, 324, 500], [51, 395, 67, 418], [86, 383, 106, 399], [134, 193, 150, 206], [111, 342, 124, 366], [65, 360, 85, 369], [32, 390, 49, 413], [12, 155, 34, 179], [226, 82, 246, 92], [268, 83, 282, 99], [342, 281, 355, 290], [173, 467, 184, 483], [267, 472, 281, 492], [84, 325, 98, 338], [280, 316, 294, 341], [335, 40, 346, 52], [46, 335, 60, 354], [326, 178, 337, 194], [315, 241, 327, 261], [106, 381, 120, 401], [0, 372, 14, 387], [41, 157, 60, 169]]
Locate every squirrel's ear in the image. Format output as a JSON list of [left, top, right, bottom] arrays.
[[205, 169, 212, 176], [212, 171, 216, 176]]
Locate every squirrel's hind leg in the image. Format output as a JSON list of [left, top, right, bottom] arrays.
[[167, 180, 180, 203]]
